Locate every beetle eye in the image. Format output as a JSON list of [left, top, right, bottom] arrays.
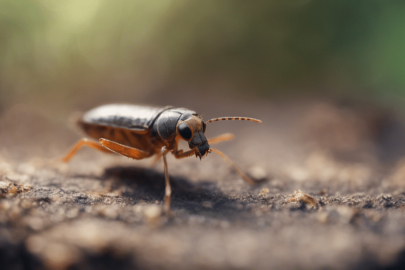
[[178, 123, 192, 140], [202, 122, 206, 133]]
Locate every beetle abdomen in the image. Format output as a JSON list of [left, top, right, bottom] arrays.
[[81, 104, 171, 130], [79, 122, 152, 151]]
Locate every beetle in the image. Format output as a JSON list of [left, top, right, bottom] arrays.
[[62, 104, 262, 213]]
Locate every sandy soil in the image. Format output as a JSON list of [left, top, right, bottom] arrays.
[[1, 96, 405, 269]]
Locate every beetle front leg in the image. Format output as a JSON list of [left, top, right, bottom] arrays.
[[173, 149, 197, 159], [161, 146, 172, 215]]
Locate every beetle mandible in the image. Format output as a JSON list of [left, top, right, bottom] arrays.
[[62, 104, 262, 213]]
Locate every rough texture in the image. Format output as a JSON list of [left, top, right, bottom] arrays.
[[1, 99, 405, 269]]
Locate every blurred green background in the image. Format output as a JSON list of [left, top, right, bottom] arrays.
[[1, 0, 405, 115]]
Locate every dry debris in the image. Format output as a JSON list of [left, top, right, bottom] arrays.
[[289, 189, 317, 207], [0, 180, 32, 197]]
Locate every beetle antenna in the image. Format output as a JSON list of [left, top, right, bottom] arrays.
[[205, 117, 262, 124]]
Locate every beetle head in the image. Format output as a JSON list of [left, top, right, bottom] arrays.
[[177, 115, 210, 158]]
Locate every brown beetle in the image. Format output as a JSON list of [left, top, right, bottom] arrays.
[[62, 104, 262, 213]]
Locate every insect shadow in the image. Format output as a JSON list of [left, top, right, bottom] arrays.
[[102, 165, 251, 217]]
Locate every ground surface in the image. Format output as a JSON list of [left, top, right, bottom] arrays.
[[1, 97, 405, 269]]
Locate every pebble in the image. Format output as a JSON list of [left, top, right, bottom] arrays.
[[144, 205, 162, 221], [247, 166, 268, 181], [202, 201, 213, 208], [258, 188, 269, 196], [289, 190, 317, 206]]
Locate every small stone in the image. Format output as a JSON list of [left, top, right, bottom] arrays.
[[0, 200, 10, 210], [255, 209, 263, 217], [0, 181, 9, 190], [258, 188, 269, 196], [18, 163, 36, 175], [66, 208, 79, 219], [220, 220, 231, 229], [42, 243, 80, 270], [317, 212, 329, 223], [7, 184, 19, 195], [27, 217, 45, 231], [144, 205, 162, 222], [319, 189, 328, 195], [133, 204, 144, 214], [0, 161, 13, 174], [202, 201, 213, 208], [247, 166, 268, 181], [21, 184, 33, 192], [98, 206, 119, 219], [189, 215, 205, 224], [26, 235, 47, 254], [8, 206, 21, 220], [289, 190, 317, 206], [270, 178, 283, 188]]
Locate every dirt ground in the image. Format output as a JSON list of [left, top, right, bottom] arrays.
[[1, 96, 405, 270]]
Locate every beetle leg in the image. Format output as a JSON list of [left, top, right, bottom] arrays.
[[207, 133, 234, 145], [99, 138, 149, 160], [161, 146, 172, 215], [210, 148, 257, 185], [173, 149, 197, 159], [61, 138, 114, 163]]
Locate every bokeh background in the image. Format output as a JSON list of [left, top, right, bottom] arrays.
[[2, 0, 405, 117], [3, 2, 405, 269]]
